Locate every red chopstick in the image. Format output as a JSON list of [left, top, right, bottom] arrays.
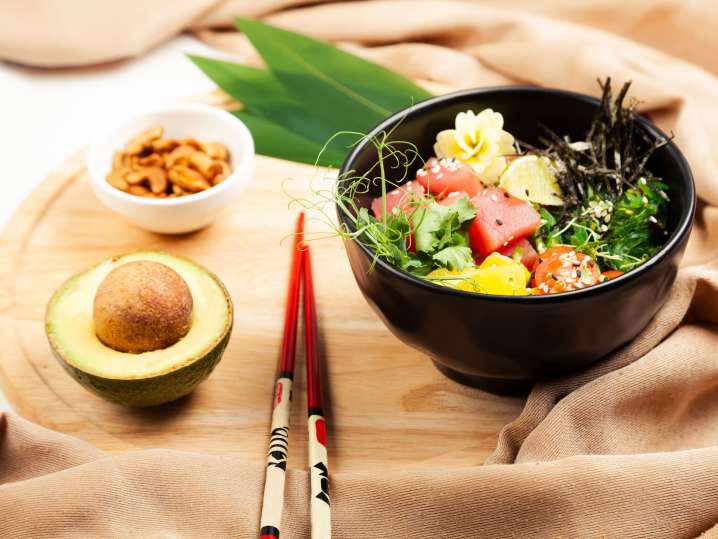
[[303, 245, 331, 538], [279, 212, 305, 377], [259, 212, 304, 539]]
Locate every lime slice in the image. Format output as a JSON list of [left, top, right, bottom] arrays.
[[499, 155, 563, 206]]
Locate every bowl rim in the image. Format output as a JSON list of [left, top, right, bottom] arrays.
[[337, 85, 696, 303], [86, 102, 254, 207]]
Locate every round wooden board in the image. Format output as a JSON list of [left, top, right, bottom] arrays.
[[0, 150, 523, 472]]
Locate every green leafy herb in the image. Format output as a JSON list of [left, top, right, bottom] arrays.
[[534, 207, 560, 252], [433, 246, 474, 271], [411, 197, 476, 255], [190, 19, 432, 167], [411, 205, 446, 252], [602, 182, 668, 271]]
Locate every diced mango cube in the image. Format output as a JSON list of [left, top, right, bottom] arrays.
[[459, 266, 528, 295], [425, 253, 530, 295], [479, 252, 531, 283], [426, 267, 479, 289]]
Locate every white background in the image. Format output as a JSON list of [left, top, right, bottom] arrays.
[[0, 36, 226, 412]]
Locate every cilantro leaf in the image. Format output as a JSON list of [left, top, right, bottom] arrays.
[[451, 231, 469, 247], [410, 204, 448, 253], [356, 191, 478, 278], [402, 254, 434, 276], [432, 246, 474, 271], [411, 198, 477, 254], [451, 196, 478, 223]]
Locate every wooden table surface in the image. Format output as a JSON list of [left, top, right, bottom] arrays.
[[0, 150, 523, 472]]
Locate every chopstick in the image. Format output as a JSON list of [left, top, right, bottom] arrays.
[[259, 212, 305, 539], [258, 216, 331, 539], [303, 245, 331, 539]]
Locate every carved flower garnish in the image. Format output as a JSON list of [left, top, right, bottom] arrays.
[[434, 109, 515, 184]]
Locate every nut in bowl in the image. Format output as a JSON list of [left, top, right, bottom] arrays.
[[87, 103, 254, 234], [106, 127, 232, 197]]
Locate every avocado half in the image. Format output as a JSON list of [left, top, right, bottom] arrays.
[[45, 251, 233, 407]]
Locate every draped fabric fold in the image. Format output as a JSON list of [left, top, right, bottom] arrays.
[[2, 1, 718, 537]]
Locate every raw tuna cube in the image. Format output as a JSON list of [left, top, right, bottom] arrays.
[[469, 187, 541, 256], [438, 191, 470, 206], [416, 157, 483, 197], [371, 180, 425, 220], [498, 237, 539, 270]]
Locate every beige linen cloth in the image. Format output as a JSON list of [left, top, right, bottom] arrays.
[[3, 1, 718, 537]]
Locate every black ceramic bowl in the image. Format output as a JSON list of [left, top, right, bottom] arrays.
[[337, 87, 695, 394]]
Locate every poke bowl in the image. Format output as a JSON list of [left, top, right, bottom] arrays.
[[337, 85, 695, 394]]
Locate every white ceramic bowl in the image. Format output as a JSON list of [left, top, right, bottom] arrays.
[[87, 103, 254, 234]]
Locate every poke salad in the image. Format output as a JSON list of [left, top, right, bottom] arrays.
[[343, 80, 670, 296]]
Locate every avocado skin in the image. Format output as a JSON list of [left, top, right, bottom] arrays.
[[45, 251, 234, 408], [50, 325, 232, 407]]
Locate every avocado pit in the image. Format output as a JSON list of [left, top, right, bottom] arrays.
[[93, 260, 193, 353]]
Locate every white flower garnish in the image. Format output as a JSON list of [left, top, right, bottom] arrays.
[[433, 109, 515, 185]]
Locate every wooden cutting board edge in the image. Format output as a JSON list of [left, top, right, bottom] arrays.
[[0, 151, 133, 450]]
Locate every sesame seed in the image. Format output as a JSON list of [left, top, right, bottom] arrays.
[[495, 219, 503, 226], [491, 195, 499, 202]]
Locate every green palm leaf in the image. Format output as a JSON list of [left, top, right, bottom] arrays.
[[236, 18, 431, 133], [235, 112, 346, 166], [190, 19, 433, 166], [189, 56, 333, 144]]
